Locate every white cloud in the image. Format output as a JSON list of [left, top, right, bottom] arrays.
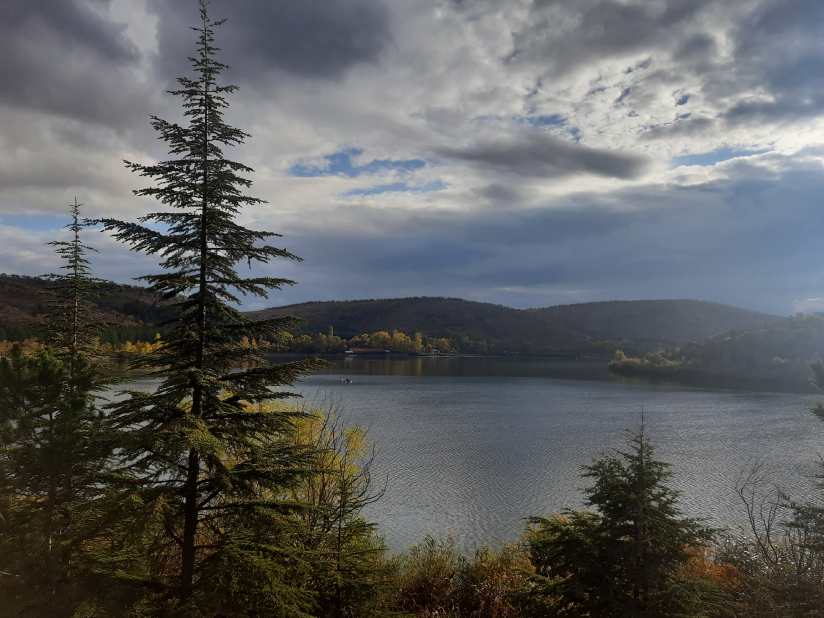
[[792, 298, 824, 314], [3, 0, 824, 314]]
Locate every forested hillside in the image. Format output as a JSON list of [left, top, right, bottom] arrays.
[[0, 274, 174, 344], [532, 299, 778, 345], [609, 313, 824, 390], [247, 297, 588, 350], [677, 313, 824, 368], [248, 297, 778, 350], [0, 278, 785, 354], [0, 274, 173, 325]]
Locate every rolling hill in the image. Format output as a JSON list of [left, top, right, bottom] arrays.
[[530, 299, 779, 345], [248, 297, 589, 350], [0, 274, 173, 325], [0, 274, 782, 352], [247, 297, 779, 349], [608, 312, 824, 391]]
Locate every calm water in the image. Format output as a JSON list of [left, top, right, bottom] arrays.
[[122, 357, 824, 554]]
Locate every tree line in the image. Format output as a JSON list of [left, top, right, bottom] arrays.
[[608, 313, 824, 390], [283, 329, 477, 355], [0, 327, 638, 357], [1, 327, 489, 357], [0, 326, 169, 357]]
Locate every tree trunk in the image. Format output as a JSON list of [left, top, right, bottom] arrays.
[[180, 448, 200, 600]]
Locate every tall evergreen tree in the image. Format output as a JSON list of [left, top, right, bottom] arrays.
[[95, 1, 322, 612], [0, 344, 71, 615], [527, 422, 707, 617], [0, 201, 113, 616]]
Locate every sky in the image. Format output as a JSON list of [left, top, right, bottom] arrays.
[[3, 0, 824, 316]]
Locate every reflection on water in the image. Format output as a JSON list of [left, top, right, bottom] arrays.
[[116, 357, 824, 554], [279, 354, 614, 381]]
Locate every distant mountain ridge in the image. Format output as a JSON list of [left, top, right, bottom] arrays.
[[248, 297, 588, 350], [248, 297, 779, 349], [0, 274, 173, 325], [0, 275, 781, 351], [529, 299, 780, 345]]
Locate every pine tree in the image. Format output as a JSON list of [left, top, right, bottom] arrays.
[[42, 198, 109, 366], [0, 201, 113, 616], [0, 344, 69, 614], [95, 1, 322, 612], [527, 422, 706, 617]]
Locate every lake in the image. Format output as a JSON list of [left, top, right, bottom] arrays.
[[123, 356, 824, 554]]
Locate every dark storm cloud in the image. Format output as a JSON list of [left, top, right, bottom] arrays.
[[0, 0, 142, 124], [475, 184, 521, 204], [149, 0, 392, 86], [438, 133, 649, 179], [506, 0, 714, 76], [722, 0, 824, 123], [674, 33, 716, 62]]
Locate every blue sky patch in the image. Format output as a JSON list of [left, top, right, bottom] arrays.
[[568, 126, 583, 142], [345, 180, 447, 197], [0, 213, 69, 232], [290, 148, 430, 178], [472, 113, 571, 133], [615, 87, 631, 105], [522, 114, 566, 128], [670, 147, 771, 168]]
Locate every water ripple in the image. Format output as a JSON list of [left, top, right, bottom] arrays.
[[294, 370, 824, 554]]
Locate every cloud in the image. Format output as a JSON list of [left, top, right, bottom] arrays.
[[245, 152, 824, 315], [722, 0, 824, 123], [344, 181, 446, 196], [670, 147, 772, 168], [0, 0, 147, 125], [148, 0, 392, 86], [437, 133, 649, 179], [461, 206, 634, 246], [289, 149, 430, 178], [673, 33, 717, 62], [792, 298, 824, 314], [509, 0, 716, 78], [6, 0, 824, 319], [641, 118, 717, 142], [474, 184, 521, 204]]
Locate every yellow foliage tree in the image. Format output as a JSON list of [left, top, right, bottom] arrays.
[[244, 398, 388, 614], [390, 331, 412, 352], [370, 331, 391, 350]]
